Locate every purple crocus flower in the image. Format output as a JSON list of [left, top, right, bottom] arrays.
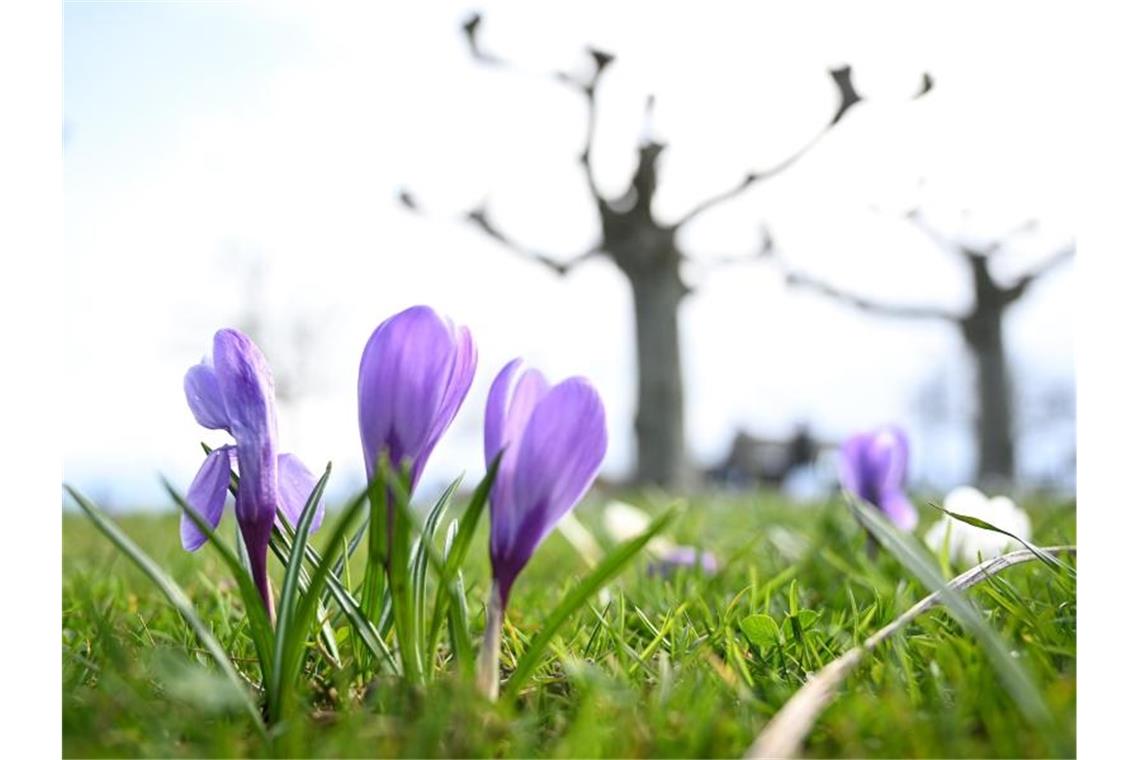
[[183, 328, 324, 612], [648, 546, 720, 577], [838, 426, 917, 531], [484, 358, 608, 605], [477, 358, 607, 699], [357, 305, 476, 489]]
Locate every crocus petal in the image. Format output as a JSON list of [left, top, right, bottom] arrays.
[[181, 446, 234, 551], [277, 453, 324, 533], [879, 490, 918, 532], [486, 361, 551, 543], [493, 377, 607, 593], [868, 426, 908, 492], [649, 545, 720, 576], [837, 432, 873, 497], [412, 323, 477, 485], [839, 426, 914, 530], [484, 358, 523, 465], [358, 306, 458, 480], [184, 360, 229, 431], [213, 329, 279, 529], [213, 328, 280, 609]]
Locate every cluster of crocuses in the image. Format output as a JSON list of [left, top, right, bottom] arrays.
[[838, 425, 1033, 562], [182, 305, 606, 698]]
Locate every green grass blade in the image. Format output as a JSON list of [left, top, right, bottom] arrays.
[[65, 485, 268, 739], [847, 493, 1054, 729], [501, 506, 676, 700]]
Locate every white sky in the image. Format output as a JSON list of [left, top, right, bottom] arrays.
[[63, 0, 1076, 507]]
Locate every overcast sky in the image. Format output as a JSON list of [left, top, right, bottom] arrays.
[[63, 1, 1075, 507]]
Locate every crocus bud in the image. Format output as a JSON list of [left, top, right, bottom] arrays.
[[484, 358, 608, 605], [477, 358, 607, 700], [838, 426, 917, 531], [357, 305, 476, 488]]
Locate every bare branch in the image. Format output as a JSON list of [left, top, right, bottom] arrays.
[[566, 48, 614, 207], [904, 208, 964, 257], [672, 65, 868, 229], [781, 263, 961, 321], [395, 188, 599, 275], [684, 227, 775, 269], [465, 206, 600, 275], [461, 13, 612, 209], [981, 218, 1039, 255], [461, 13, 503, 65], [915, 71, 935, 98], [828, 65, 863, 126], [1002, 243, 1075, 303]]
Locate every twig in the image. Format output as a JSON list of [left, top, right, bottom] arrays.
[[743, 545, 1076, 759]]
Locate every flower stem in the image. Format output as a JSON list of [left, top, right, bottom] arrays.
[[476, 583, 503, 701]]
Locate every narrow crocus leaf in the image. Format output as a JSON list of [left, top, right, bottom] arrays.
[[66, 485, 268, 739], [289, 486, 399, 674], [845, 492, 1053, 729], [501, 506, 676, 700], [280, 489, 369, 715], [926, 502, 1073, 576], [325, 519, 370, 607], [267, 532, 340, 669], [204, 441, 390, 672], [442, 519, 475, 675], [428, 454, 500, 654], [377, 456, 424, 683], [270, 462, 332, 722], [413, 474, 463, 663]]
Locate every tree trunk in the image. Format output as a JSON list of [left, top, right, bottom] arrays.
[[962, 255, 1016, 486], [961, 308, 1015, 486], [629, 263, 690, 489]]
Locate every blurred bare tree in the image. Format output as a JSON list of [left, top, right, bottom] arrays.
[[400, 12, 931, 489], [777, 213, 1073, 486]]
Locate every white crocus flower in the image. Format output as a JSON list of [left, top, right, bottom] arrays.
[[602, 500, 719, 574], [924, 486, 1032, 564], [602, 500, 676, 556]]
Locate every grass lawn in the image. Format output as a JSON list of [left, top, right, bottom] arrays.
[[62, 491, 1076, 758]]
